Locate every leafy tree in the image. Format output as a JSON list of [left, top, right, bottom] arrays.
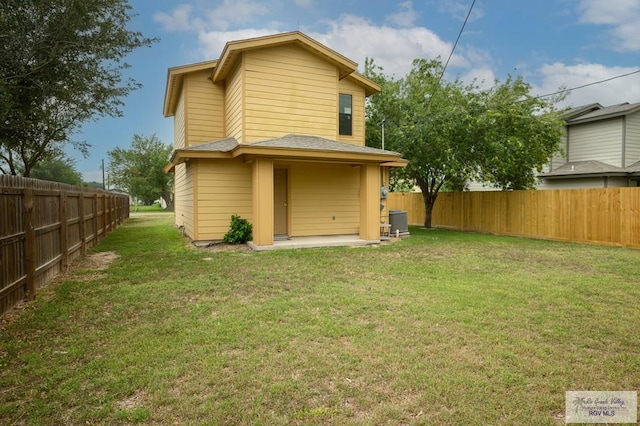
[[366, 59, 565, 228], [30, 154, 83, 186], [108, 134, 173, 210], [83, 181, 105, 189], [0, 0, 156, 176]]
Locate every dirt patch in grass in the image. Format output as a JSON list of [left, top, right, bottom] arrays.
[[85, 251, 120, 270], [116, 389, 146, 410], [68, 251, 120, 281], [201, 243, 252, 253]]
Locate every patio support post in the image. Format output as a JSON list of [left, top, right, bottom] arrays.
[[360, 163, 381, 241], [252, 158, 274, 246]]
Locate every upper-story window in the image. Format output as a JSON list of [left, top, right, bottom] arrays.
[[339, 93, 352, 136]]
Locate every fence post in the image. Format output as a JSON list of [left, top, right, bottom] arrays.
[[93, 194, 99, 245], [23, 186, 37, 300], [79, 191, 86, 255], [60, 191, 68, 271], [106, 194, 111, 234]]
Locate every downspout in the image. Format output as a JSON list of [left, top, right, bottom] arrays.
[[621, 115, 627, 168], [566, 125, 570, 163]]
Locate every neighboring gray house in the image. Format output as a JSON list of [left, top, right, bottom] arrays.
[[468, 102, 640, 191], [539, 102, 640, 189]]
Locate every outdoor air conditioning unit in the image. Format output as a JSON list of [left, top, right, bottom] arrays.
[[389, 210, 408, 234]]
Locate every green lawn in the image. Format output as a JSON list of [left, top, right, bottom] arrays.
[[1, 215, 639, 425], [130, 204, 167, 213]]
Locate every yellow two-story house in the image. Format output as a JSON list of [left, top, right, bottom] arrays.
[[163, 31, 405, 248]]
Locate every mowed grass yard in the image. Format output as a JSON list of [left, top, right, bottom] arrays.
[[1, 215, 639, 425]]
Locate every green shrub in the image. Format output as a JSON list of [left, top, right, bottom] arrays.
[[223, 214, 253, 244]]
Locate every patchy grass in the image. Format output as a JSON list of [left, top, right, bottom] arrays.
[[1, 216, 639, 425], [130, 204, 167, 213]]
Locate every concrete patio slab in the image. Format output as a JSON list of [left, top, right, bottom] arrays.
[[247, 235, 380, 251]]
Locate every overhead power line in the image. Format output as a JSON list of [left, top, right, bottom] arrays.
[[529, 68, 640, 101], [439, 0, 476, 84], [425, 0, 476, 110]]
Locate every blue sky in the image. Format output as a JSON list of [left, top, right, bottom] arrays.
[[74, 0, 640, 182]]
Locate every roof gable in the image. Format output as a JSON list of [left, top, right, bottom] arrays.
[[162, 31, 381, 117], [163, 60, 217, 117], [212, 31, 357, 83]]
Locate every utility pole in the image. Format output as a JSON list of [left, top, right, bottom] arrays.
[[382, 118, 386, 151], [101, 159, 105, 190]]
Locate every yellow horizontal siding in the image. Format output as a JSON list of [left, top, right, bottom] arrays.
[[174, 92, 186, 149], [225, 60, 243, 142], [246, 83, 336, 105], [194, 159, 253, 240], [289, 163, 360, 236], [245, 119, 334, 136], [185, 70, 224, 145], [244, 44, 338, 141], [173, 163, 194, 238], [338, 77, 366, 145], [247, 51, 339, 74]]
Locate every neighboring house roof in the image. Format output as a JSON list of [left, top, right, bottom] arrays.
[[540, 160, 627, 179], [626, 160, 640, 174], [165, 134, 406, 172], [567, 102, 640, 125], [163, 31, 381, 117], [561, 103, 603, 120]]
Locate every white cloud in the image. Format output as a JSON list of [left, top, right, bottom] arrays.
[[460, 67, 496, 89], [154, 5, 493, 82], [386, 1, 419, 28], [437, 0, 484, 22], [154, 1, 269, 33], [534, 62, 640, 108], [577, 0, 640, 51], [308, 14, 472, 78], [206, 0, 270, 31], [198, 28, 282, 59], [153, 4, 194, 32]]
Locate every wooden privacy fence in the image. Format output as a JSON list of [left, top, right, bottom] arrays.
[[387, 188, 640, 248], [0, 175, 130, 316]]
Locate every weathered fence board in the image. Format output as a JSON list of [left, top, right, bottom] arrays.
[[387, 188, 640, 248], [0, 176, 129, 316]]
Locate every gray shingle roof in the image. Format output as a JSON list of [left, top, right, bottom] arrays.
[[180, 134, 400, 156], [561, 103, 602, 120], [626, 160, 640, 173], [540, 160, 626, 177], [248, 134, 400, 155], [567, 102, 640, 124], [182, 137, 239, 152]]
